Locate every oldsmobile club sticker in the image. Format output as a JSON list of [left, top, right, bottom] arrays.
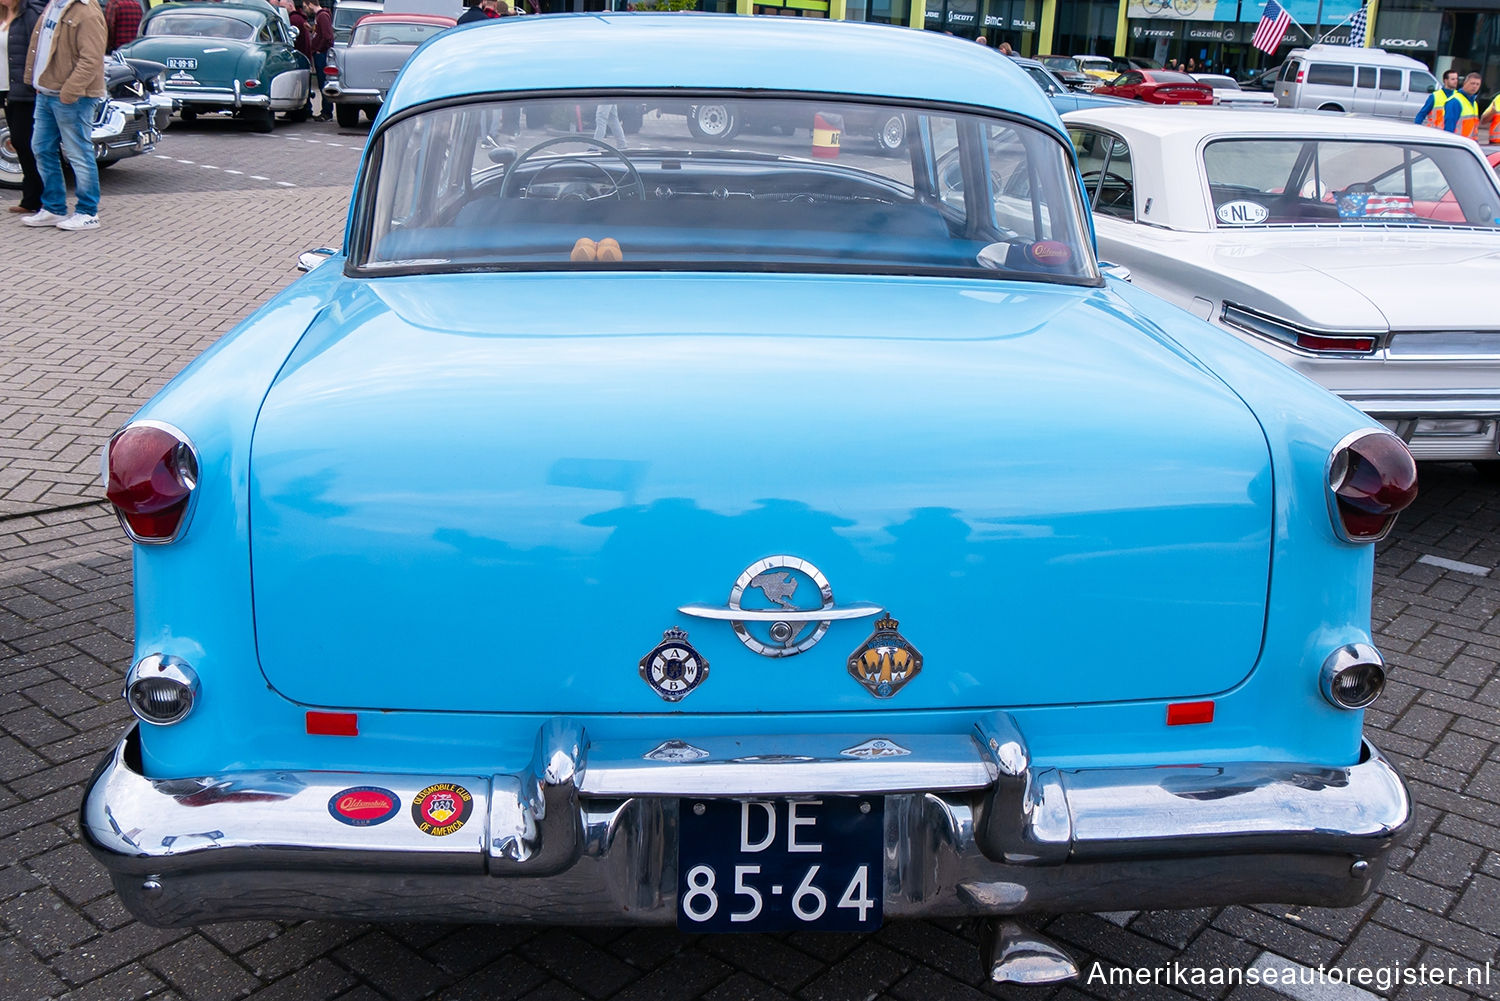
[[328, 786, 400, 827], [411, 783, 473, 837]]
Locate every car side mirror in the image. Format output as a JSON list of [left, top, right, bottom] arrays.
[[1100, 261, 1132, 283], [297, 247, 338, 272]]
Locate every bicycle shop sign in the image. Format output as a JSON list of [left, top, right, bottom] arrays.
[[1128, 0, 1216, 20]]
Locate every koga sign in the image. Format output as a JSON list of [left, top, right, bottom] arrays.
[[1380, 37, 1432, 49]]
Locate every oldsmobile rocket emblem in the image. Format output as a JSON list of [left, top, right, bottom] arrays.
[[678, 556, 883, 658], [847, 613, 922, 698], [639, 628, 709, 702]]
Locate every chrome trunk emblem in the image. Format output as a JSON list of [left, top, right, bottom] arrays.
[[678, 556, 882, 657]]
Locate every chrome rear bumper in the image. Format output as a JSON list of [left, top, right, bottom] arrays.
[[81, 719, 1410, 927]]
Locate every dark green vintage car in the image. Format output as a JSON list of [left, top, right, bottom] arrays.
[[117, 0, 311, 132]]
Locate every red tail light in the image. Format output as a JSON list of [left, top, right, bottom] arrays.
[[1295, 333, 1377, 353], [1296, 68, 1305, 83], [105, 422, 199, 544], [325, 64, 339, 77], [1326, 431, 1417, 543]]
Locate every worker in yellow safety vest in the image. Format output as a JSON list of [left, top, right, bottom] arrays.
[[1416, 70, 1460, 129], [1480, 93, 1500, 144], [1446, 73, 1483, 140]]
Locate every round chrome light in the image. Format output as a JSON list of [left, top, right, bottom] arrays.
[[1320, 644, 1386, 710], [124, 654, 200, 725]]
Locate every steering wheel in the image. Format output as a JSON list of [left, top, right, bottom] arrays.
[[498, 136, 646, 202], [1082, 169, 1134, 208]]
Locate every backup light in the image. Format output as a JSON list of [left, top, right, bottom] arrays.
[[1321, 644, 1386, 709], [125, 654, 200, 725], [1326, 430, 1418, 543], [105, 422, 199, 544]]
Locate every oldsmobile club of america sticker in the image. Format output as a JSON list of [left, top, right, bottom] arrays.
[[411, 782, 473, 837], [327, 786, 401, 827]]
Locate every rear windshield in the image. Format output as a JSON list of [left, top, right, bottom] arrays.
[[334, 6, 374, 43], [144, 13, 255, 40], [1205, 138, 1500, 228], [352, 20, 449, 45], [1148, 71, 1198, 84], [358, 95, 1099, 283]]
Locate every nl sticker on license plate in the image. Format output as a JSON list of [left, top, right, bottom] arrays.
[[677, 797, 883, 932]]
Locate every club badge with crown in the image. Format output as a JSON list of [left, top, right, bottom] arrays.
[[847, 613, 922, 698], [639, 627, 710, 702]]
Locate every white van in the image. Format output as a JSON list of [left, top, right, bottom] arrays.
[[1275, 45, 1437, 119]]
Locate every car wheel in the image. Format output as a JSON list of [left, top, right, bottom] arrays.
[[179, 107, 198, 122], [873, 112, 906, 155], [286, 107, 311, 123], [362, 107, 378, 123], [248, 107, 276, 133], [1318, 103, 1344, 112], [0, 125, 23, 190], [336, 103, 360, 128], [687, 103, 738, 142]]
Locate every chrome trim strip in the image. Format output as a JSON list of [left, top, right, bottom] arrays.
[[578, 732, 999, 797], [677, 602, 883, 622], [81, 723, 1410, 927]]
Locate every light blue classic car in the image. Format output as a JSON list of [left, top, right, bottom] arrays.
[[83, 15, 1418, 986]]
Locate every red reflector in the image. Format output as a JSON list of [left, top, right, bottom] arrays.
[[1295, 333, 1376, 352], [1166, 701, 1215, 726], [306, 711, 358, 736]]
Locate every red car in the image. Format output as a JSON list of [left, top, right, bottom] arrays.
[[1094, 70, 1213, 105]]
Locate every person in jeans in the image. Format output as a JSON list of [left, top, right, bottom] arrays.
[[20, 0, 105, 231], [4, 0, 47, 213], [303, 0, 332, 120]]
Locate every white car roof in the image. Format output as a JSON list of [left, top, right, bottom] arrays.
[[1061, 107, 1484, 232], [1284, 44, 1427, 69]]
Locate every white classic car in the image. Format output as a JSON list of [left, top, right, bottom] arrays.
[[1194, 74, 1280, 109], [1064, 106, 1500, 467]]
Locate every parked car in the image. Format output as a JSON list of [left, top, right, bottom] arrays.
[[81, 17, 1414, 987], [331, 0, 383, 56], [677, 100, 912, 154], [1037, 54, 1097, 91], [1194, 73, 1280, 108], [1073, 54, 1116, 81], [1275, 44, 1436, 119], [118, 0, 312, 131], [0, 55, 174, 187], [324, 11, 456, 127], [1014, 56, 1134, 113], [1065, 104, 1500, 466], [1094, 69, 1214, 104]]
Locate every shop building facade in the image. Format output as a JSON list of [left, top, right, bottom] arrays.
[[540, 0, 1495, 88]]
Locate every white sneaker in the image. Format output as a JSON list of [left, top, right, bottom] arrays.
[[20, 209, 66, 227], [56, 213, 100, 232]]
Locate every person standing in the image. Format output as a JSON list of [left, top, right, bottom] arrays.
[[304, 0, 331, 120], [457, 0, 499, 24], [1479, 91, 1500, 145], [4, 0, 45, 213], [20, 0, 106, 231], [102, 0, 138, 53], [593, 101, 624, 146], [1414, 69, 1459, 128], [1444, 72, 1482, 139]]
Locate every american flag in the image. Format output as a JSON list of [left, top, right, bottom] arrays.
[[1252, 0, 1292, 53], [1335, 192, 1416, 218], [1346, 2, 1368, 46]]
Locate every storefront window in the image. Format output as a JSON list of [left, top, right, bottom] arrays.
[[1054, 0, 1118, 56]]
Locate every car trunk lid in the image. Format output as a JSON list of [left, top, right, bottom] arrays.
[[248, 274, 1274, 714]]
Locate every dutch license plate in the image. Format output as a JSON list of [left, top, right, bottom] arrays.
[[167, 58, 198, 70], [677, 797, 883, 932]]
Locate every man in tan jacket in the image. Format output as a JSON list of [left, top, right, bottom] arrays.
[[19, 0, 106, 231]]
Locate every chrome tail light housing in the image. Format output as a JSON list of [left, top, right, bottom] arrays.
[[1321, 644, 1385, 709], [104, 421, 199, 544], [125, 654, 200, 725], [1326, 430, 1417, 543]]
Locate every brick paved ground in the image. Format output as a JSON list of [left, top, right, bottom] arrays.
[[0, 119, 1496, 1001]]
